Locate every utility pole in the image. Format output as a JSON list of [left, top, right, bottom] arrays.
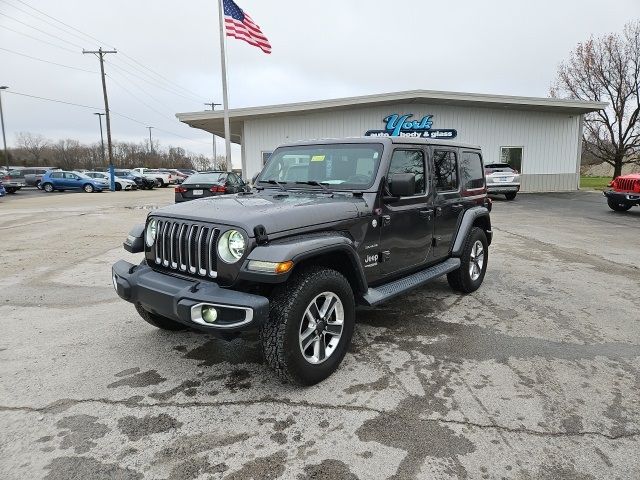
[[94, 112, 106, 166], [0, 86, 8, 172], [204, 102, 221, 167], [83, 48, 117, 191], [147, 126, 154, 155]]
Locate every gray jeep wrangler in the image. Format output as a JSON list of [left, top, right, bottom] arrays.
[[112, 137, 492, 385]]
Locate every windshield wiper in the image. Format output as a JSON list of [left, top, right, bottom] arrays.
[[262, 179, 287, 191], [295, 180, 332, 194]]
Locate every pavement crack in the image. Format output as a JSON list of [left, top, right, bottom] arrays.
[[431, 417, 640, 441], [2, 399, 638, 441]]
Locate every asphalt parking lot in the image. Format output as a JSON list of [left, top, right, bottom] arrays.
[[1, 189, 639, 479]]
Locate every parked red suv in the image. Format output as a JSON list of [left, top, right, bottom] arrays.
[[604, 174, 640, 212]]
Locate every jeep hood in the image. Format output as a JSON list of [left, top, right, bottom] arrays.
[[153, 191, 367, 235]]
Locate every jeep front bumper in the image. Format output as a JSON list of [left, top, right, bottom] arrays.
[[112, 260, 269, 332], [603, 190, 640, 205]]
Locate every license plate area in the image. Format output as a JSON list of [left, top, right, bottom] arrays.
[[192, 189, 204, 196]]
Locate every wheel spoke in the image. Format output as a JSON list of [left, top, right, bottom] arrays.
[[300, 328, 316, 351], [325, 323, 343, 336], [322, 296, 338, 320], [307, 302, 321, 323], [315, 335, 326, 361]]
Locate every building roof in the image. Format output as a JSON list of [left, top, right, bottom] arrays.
[[176, 89, 607, 142]]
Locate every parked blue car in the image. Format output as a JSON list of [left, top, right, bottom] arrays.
[[41, 170, 108, 193], [0, 180, 6, 197]]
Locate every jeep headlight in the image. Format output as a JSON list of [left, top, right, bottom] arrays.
[[145, 218, 157, 247], [217, 229, 246, 263]]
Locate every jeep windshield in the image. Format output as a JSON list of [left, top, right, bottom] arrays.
[[258, 144, 383, 190]]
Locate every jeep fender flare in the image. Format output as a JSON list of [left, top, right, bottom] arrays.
[[450, 207, 492, 257], [240, 234, 368, 293]]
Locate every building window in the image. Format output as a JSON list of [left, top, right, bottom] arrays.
[[500, 147, 523, 172], [388, 149, 426, 195], [460, 151, 485, 190], [262, 151, 273, 166], [433, 150, 458, 192]]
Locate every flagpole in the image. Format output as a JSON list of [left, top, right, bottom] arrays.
[[217, 0, 233, 173]]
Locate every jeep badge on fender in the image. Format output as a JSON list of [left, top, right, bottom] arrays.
[[112, 137, 493, 385]]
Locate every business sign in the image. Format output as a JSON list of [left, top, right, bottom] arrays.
[[365, 114, 457, 139]]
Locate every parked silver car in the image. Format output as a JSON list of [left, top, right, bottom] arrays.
[[85, 171, 137, 191], [485, 163, 520, 200]]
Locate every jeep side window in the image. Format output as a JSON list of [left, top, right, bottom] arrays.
[[388, 150, 426, 195], [460, 151, 485, 191], [433, 150, 458, 192]]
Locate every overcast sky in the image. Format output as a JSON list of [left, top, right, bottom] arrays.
[[1, 0, 638, 166]]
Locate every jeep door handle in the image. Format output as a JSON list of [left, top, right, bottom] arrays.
[[419, 209, 433, 219]]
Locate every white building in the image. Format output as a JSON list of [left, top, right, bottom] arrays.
[[177, 90, 605, 192]]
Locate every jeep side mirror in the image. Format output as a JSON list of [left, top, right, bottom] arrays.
[[388, 173, 416, 197]]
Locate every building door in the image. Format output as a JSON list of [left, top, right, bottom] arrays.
[[380, 148, 434, 276]]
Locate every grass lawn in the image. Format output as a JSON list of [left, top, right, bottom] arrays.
[[580, 176, 611, 190]]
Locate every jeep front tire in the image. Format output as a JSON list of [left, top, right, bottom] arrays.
[[447, 227, 488, 294], [607, 199, 632, 212], [260, 266, 355, 386]]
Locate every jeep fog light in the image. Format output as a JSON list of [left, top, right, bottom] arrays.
[[247, 260, 294, 274], [201, 306, 218, 324]]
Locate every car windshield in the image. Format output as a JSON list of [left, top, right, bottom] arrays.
[[258, 144, 383, 190], [184, 173, 226, 184], [75, 172, 92, 179]]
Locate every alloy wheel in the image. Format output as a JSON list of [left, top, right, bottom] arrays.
[[298, 292, 344, 365], [469, 240, 485, 281]]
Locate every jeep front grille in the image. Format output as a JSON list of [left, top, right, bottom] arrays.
[[616, 178, 637, 192], [153, 220, 220, 278]]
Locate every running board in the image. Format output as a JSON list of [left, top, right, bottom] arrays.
[[361, 258, 461, 306]]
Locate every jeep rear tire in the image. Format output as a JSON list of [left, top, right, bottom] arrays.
[[135, 303, 187, 331], [447, 227, 488, 294], [260, 266, 355, 386], [607, 199, 632, 212]]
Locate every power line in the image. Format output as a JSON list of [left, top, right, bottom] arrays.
[[106, 60, 204, 104], [0, 0, 98, 46], [0, 23, 79, 54], [4, 89, 212, 146], [4, 90, 102, 110], [7, 0, 110, 47], [118, 52, 205, 102], [0, 11, 84, 49], [0, 46, 98, 73], [3, 0, 207, 102], [107, 74, 176, 120]]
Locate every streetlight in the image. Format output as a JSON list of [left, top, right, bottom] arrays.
[[0, 86, 9, 172], [147, 126, 154, 156], [205, 102, 221, 164], [94, 113, 106, 165], [93, 112, 114, 190]]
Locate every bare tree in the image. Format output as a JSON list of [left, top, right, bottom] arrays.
[[551, 20, 640, 178], [15, 132, 50, 165]]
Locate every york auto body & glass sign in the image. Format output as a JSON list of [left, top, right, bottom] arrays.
[[365, 114, 457, 139]]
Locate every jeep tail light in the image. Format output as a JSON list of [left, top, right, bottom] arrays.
[[175, 186, 187, 193], [210, 185, 226, 193]]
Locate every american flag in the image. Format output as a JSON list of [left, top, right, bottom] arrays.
[[224, 0, 272, 54]]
